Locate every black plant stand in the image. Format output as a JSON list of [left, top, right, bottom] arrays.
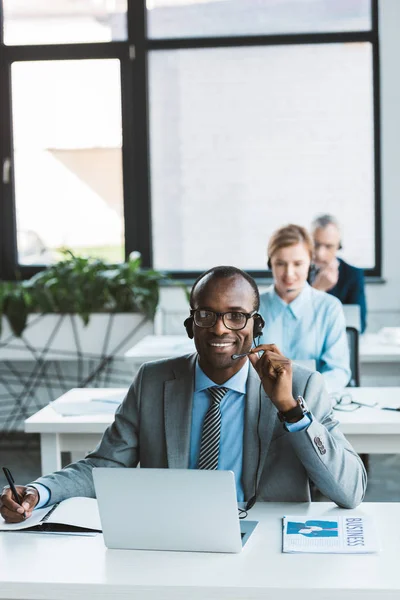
[[0, 313, 149, 432]]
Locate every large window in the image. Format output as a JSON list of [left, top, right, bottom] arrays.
[[0, 0, 381, 279], [12, 59, 124, 264], [149, 42, 375, 271], [3, 0, 127, 45]]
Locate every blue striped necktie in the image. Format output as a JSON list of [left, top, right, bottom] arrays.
[[198, 386, 229, 470]]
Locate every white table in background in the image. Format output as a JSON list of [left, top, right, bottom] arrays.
[[0, 501, 398, 600], [360, 334, 400, 386], [25, 387, 400, 475], [24, 388, 127, 474], [360, 334, 400, 363], [124, 334, 195, 364], [334, 387, 400, 453], [124, 334, 400, 387], [123, 335, 315, 369]]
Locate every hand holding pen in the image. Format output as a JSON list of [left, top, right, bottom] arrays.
[[0, 467, 38, 523]]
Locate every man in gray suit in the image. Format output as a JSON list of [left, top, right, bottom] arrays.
[[1, 266, 366, 522]]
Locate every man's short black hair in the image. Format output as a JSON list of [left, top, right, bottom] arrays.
[[190, 266, 260, 311]]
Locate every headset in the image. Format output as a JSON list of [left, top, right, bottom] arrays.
[[183, 312, 265, 340]]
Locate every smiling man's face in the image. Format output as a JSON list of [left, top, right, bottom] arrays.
[[191, 274, 256, 384]]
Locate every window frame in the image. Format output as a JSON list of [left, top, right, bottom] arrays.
[[0, 0, 381, 280]]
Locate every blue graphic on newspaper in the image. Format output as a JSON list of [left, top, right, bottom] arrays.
[[286, 520, 339, 538]]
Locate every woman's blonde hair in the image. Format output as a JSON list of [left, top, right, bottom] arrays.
[[267, 224, 314, 266]]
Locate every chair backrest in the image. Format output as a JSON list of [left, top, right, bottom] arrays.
[[346, 326, 360, 387], [343, 304, 361, 332]]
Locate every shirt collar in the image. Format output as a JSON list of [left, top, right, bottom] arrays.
[[195, 358, 249, 394], [269, 282, 312, 320]]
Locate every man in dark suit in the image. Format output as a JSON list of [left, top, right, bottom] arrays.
[[311, 214, 367, 333]]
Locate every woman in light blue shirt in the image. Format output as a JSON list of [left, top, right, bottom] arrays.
[[258, 224, 350, 393]]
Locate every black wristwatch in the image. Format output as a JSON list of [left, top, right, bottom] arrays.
[[278, 396, 309, 423]]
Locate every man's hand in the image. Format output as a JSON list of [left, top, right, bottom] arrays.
[[248, 344, 297, 413], [0, 485, 39, 523], [312, 260, 339, 292]]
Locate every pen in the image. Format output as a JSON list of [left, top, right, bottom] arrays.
[[2, 467, 26, 519], [381, 407, 400, 412]]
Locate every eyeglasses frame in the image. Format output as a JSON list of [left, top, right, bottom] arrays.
[[190, 309, 257, 331]]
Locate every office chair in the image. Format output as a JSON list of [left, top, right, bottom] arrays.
[[346, 326, 361, 388], [346, 326, 368, 470]]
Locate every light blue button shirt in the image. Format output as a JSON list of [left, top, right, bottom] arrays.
[[190, 359, 311, 502], [258, 283, 350, 393], [31, 482, 50, 509], [189, 360, 248, 502]]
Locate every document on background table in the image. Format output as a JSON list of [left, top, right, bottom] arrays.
[[0, 497, 101, 536], [282, 515, 378, 554], [51, 391, 126, 415]]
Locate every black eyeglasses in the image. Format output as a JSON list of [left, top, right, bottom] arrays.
[[331, 393, 378, 412], [191, 309, 256, 331]]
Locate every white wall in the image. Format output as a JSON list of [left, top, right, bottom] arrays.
[[158, 0, 400, 334]]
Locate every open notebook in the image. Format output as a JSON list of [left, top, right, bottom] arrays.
[[0, 497, 101, 536]]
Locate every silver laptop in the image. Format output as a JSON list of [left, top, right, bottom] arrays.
[[93, 468, 258, 553]]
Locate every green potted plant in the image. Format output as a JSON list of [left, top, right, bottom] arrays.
[[0, 250, 175, 359]]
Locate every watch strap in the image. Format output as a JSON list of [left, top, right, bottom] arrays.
[[278, 396, 308, 423]]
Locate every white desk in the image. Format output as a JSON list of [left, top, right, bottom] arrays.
[[124, 334, 195, 363], [125, 333, 400, 364], [123, 335, 315, 369], [24, 388, 126, 474], [25, 387, 400, 475], [125, 334, 400, 386], [0, 502, 398, 600], [360, 334, 400, 386], [334, 387, 400, 453], [360, 334, 400, 363]]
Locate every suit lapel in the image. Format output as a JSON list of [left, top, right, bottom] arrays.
[[242, 364, 278, 500], [164, 354, 196, 468]]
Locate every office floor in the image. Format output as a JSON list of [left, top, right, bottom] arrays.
[[1, 434, 400, 502]]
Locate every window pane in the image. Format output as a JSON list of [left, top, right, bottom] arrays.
[[3, 0, 127, 45], [149, 43, 375, 271], [12, 60, 124, 265], [147, 0, 371, 39]]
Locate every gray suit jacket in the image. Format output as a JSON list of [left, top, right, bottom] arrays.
[[34, 354, 366, 508]]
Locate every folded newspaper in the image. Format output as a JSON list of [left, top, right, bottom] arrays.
[[282, 515, 378, 553]]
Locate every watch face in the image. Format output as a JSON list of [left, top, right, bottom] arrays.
[[298, 396, 309, 412]]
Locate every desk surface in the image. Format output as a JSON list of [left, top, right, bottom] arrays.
[[0, 502, 398, 600], [360, 333, 400, 362], [24, 387, 400, 436], [125, 334, 400, 364], [124, 334, 195, 360]]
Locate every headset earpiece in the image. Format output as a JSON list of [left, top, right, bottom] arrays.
[[183, 316, 194, 339], [267, 258, 271, 270], [253, 314, 265, 338], [338, 242, 343, 250]]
